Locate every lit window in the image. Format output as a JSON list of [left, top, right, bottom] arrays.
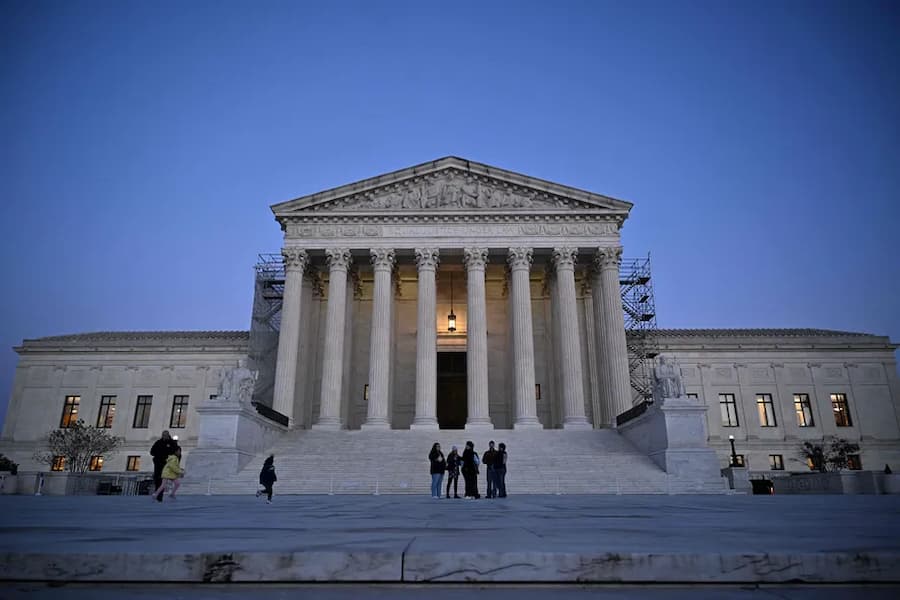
[[831, 393, 852, 427], [756, 394, 777, 427], [88, 456, 104, 471], [847, 455, 862, 470], [51, 456, 65, 471], [732, 454, 745, 467], [126, 456, 141, 471], [363, 384, 369, 401], [793, 394, 814, 427], [59, 395, 80, 428], [769, 454, 784, 470], [170, 395, 188, 429], [719, 394, 739, 427], [535, 384, 541, 401], [96, 395, 116, 428], [133, 395, 152, 428]]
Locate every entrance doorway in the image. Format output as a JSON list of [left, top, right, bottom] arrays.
[[437, 352, 467, 429]]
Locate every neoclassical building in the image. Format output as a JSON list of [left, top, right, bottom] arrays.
[[2, 157, 899, 493]]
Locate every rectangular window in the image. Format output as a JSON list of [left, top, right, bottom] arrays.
[[769, 454, 784, 470], [831, 393, 852, 427], [687, 393, 699, 400], [59, 395, 80, 428], [126, 455, 141, 471], [847, 455, 862, 470], [793, 394, 814, 427], [719, 393, 739, 427], [96, 395, 116, 428], [88, 456, 104, 471], [51, 456, 65, 471], [133, 395, 152, 428], [756, 394, 777, 427], [169, 395, 188, 429], [535, 384, 542, 400], [732, 454, 745, 467]]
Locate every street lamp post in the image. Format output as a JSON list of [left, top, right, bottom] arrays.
[[728, 434, 739, 467]]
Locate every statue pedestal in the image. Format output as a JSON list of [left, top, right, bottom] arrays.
[[184, 398, 287, 482], [722, 466, 751, 493], [618, 396, 727, 494]]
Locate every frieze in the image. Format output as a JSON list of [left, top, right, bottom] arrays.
[[288, 222, 620, 239]]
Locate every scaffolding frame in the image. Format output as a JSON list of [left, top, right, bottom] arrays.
[[620, 254, 660, 403], [248, 253, 285, 407]]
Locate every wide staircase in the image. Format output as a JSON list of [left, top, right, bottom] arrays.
[[182, 429, 727, 495]]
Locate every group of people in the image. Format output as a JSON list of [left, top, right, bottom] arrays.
[[428, 440, 507, 499]]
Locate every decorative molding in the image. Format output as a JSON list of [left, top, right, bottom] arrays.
[[463, 247, 489, 270], [593, 246, 622, 270], [324, 248, 352, 271], [414, 248, 440, 270], [552, 247, 578, 270], [369, 248, 396, 271], [507, 247, 533, 270], [281, 247, 308, 272]]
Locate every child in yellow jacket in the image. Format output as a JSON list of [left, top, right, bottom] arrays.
[[151, 448, 185, 501]]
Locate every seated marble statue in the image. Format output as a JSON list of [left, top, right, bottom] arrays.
[[219, 358, 258, 405], [652, 355, 685, 402]]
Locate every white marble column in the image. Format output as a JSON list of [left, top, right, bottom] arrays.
[[464, 247, 493, 429], [362, 248, 395, 430], [273, 247, 308, 425], [595, 246, 632, 422], [411, 248, 439, 430], [552, 247, 591, 429], [590, 267, 611, 426], [508, 247, 542, 429], [313, 248, 352, 430]]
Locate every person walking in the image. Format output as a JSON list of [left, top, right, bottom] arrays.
[[428, 442, 446, 498], [496, 442, 508, 498], [445, 445, 461, 499], [461, 441, 481, 499], [256, 455, 277, 504], [483, 441, 498, 498], [150, 447, 184, 501], [149, 430, 179, 502]]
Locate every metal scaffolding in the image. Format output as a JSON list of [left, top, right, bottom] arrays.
[[248, 253, 284, 407], [620, 254, 660, 403]]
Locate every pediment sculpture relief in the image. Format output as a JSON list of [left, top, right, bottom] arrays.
[[305, 170, 600, 212]]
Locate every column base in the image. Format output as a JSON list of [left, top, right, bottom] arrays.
[[562, 418, 593, 430], [465, 420, 494, 431], [409, 419, 439, 430], [513, 419, 543, 430], [360, 420, 391, 431], [311, 418, 343, 431]]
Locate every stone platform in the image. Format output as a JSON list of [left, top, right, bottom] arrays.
[[1, 494, 899, 584]]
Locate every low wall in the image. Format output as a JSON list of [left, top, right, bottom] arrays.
[[772, 471, 900, 495]]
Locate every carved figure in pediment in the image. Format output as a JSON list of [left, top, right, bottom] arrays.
[[442, 180, 462, 208], [460, 179, 480, 207], [402, 186, 423, 209], [424, 179, 443, 208]]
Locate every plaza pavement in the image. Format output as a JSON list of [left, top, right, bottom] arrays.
[[0, 493, 899, 590]]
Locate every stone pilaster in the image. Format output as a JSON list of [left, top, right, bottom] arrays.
[[508, 247, 541, 429], [595, 246, 632, 422], [411, 248, 439, 430], [552, 247, 591, 429], [313, 248, 352, 430], [464, 247, 493, 429], [362, 248, 395, 430], [273, 248, 308, 426]]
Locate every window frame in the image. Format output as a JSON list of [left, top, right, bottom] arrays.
[[133, 395, 152, 429], [793, 393, 815, 427], [59, 395, 80, 428], [756, 393, 777, 427], [88, 455, 104, 471], [126, 455, 141, 471], [719, 393, 739, 427], [847, 454, 862, 470], [51, 456, 66, 471], [96, 395, 117, 429], [769, 454, 784, 470], [169, 395, 189, 429], [831, 393, 853, 427]]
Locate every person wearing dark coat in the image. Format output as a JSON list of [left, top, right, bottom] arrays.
[[257, 455, 277, 504], [445, 446, 462, 499], [149, 430, 180, 502], [461, 440, 480, 499], [428, 443, 446, 498]]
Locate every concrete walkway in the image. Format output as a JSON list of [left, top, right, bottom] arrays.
[[1, 494, 899, 585]]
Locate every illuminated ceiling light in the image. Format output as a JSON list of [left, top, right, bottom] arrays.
[[447, 272, 457, 332]]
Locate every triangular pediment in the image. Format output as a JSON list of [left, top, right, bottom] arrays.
[[272, 157, 632, 217]]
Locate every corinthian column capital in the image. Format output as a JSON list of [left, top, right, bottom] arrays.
[[507, 247, 533, 270], [281, 247, 309, 272], [552, 247, 578, 270], [325, 248, 352, 271], [415, 248, 440, 270], [593, 246, 623, 270], [463, 247, 489, 270], [370, 248, 396, 271]]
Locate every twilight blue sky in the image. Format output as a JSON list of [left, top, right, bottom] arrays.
[[2, 0, 899, 428]]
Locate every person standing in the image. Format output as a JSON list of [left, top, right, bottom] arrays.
[[445, 446, 461, 499], [483, 441, 498, 498], [150, 447, 184, 501], [149, 430, 179, 502], [256, 455, 277, 504], [461, 441, 481, 499], [496, 442, 508, 498], [428, 443, 446, 498]]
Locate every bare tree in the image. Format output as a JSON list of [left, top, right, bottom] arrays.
[[32, 420, 122, 474]]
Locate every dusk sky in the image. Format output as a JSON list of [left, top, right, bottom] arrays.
[[2, 0, 899, 428]]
